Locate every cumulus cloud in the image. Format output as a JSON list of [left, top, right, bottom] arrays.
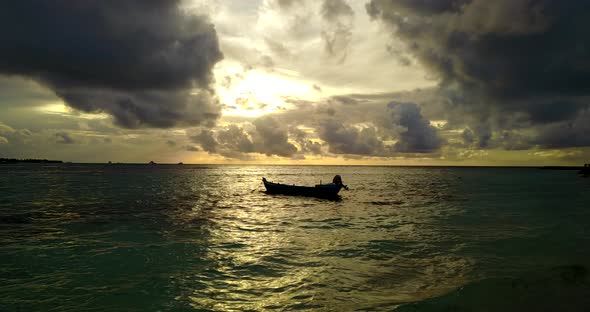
[[321, 0, 354, 62], [291, 127, 323, 155], [388, 102, 442, 153], [191, 130, 218, 153], [267, 0, 355, 62], [367, 0, 590, 148], [216, 125, 255, 155], [190, 116, 298, 158], [252, 116, 299, 157], [0, 123, 14, 144], [55, 132, 75, 144], [265, 37, 293, 59], [185, 145, 200, 152], [219, 91, 445, 158], [0, 123, 32, 147], [0, 1, 223, 128], [318, 119, 384, 155], [0, 123, 15, 135], [276, 0, 304, 9]]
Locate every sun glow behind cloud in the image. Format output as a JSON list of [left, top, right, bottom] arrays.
[[214, 60, 321, 118]]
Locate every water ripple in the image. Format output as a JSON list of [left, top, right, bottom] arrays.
[[1, 165, 589, 310]]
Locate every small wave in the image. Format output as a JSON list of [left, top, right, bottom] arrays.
[[394, 265, 590, 312], [369, 200, 404, 206], [0, 213, 34, 225]]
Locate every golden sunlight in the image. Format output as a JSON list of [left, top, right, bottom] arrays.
[[214, 61, 320, 118]]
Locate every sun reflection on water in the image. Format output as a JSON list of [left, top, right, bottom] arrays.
[[161, 166, 477, 310]]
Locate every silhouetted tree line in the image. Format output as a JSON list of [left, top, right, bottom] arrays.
[[0, 158, 63, 164]]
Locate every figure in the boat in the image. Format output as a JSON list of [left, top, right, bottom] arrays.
[[332, 175, 349, 190]]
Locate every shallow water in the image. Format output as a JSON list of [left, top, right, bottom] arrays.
[[1, 164, 589, 311]]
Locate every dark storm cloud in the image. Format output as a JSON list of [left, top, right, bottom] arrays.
[[388, 102, 442, 153], [495, 131, 533, 151], [533, 111, 590, 148], [0, 1, 223, 128], [55, 132, 75, 144], [58, 89, 220, 129], [525, 99, 586, 124], [461, 128, 475, 146], [367, 0, 590, 147], [366, 0, 468, 16]]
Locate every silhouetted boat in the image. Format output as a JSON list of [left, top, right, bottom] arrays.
[[262, 175, 348, 198]]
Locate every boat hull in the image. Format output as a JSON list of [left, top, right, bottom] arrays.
[[262, 179, 342, 198]]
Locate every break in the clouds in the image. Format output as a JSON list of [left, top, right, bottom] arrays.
[[367, 0, 590, 148], [0, 1, 223, 128]]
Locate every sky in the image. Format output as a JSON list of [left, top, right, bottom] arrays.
[[1, 0, 589, 165]]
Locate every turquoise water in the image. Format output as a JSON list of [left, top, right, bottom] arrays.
[[1, 165, 589, 311]]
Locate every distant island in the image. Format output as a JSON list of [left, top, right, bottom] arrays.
[[0, 158, 63, 164]]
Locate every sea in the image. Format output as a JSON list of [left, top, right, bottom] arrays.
[[1, 164, 589, 311]]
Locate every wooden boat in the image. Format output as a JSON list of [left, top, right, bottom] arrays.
[[262, 175, 348, 198]]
